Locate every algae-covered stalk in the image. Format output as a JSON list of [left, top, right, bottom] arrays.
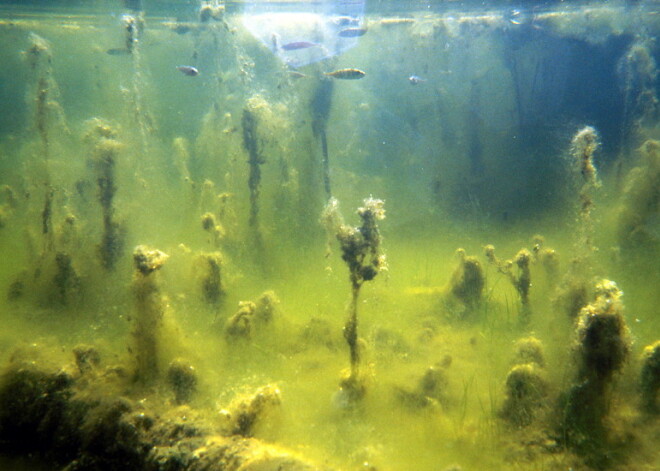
[[86, 119, 125, 270], [197, 251, 224, 305], [322, 197, 387, 403], [448, 248, 485, 316], [616, 139, 660, 252], [639, 340, 660, 415], [27, 33, 58, 249], [242, 104, 264, 240], [131, 245, 169, 384], [571, 126, 600, 257], [617, 40, 658, 157], [500, 336, 548, 427], [311, 77, 335, 199], [560, 279, 630, 453], [485, 245, 532, 325]]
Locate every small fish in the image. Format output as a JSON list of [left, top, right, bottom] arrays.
[[281, 41, 318, 51], [408, 75, 427, 85], [176, 65, 199, 76], [338, 27, 368, 38], [331, 15, 359, 27], [325, 68, 366, 80], [288, 71, 307, 80], [106, 47, 131, 56]]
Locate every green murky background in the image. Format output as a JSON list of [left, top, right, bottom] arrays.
[[0, 1, 658, 470]]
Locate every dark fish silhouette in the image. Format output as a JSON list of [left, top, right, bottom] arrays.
[[106, 47, 131, 56], [338, 27, 368, 38], [176, 65, 199, 76], [325, 68, 366, 80]]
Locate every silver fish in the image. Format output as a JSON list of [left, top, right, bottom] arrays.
[[325, 68, 366, 80], [338, 27, 368, 38], [176, 65, 199, 77], [408, 75, 427, 85], [281, 41, 318, 51]]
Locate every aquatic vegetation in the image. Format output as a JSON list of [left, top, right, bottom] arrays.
[[559, 279, 631, 458], [616, 139, 660, 253], [0, 352, 322, 470], [131, 245, 169, 384], [224, 290, 279, 340], [445, 248, 485, 318], [224, 300, 256, 340], [254, 290, 279, 324], [166, 358, 198, 405], [201, 212, 225, 247], [311, 78, 335, 199], [396, 357, 453, 410], [323, 197, 387, 404], [500, 363, 548, 428], [512, 336, 545, 368], [531, 235, 559, 287], [0, 5, 659, 471], [218, 384, 281, 437], [553, 127, 602, 320], [617, 40, 658, 155], [484, 245, 532, 324], [639, 340, 660, 416], [196, 251, 224, 306], [571, 126, 600, 255], [85, 119, 125, 271]]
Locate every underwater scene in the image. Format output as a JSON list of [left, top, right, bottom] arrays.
[[0, 0, 659, 470]]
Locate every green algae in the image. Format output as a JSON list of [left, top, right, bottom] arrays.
[[0, 4, 658, 471]]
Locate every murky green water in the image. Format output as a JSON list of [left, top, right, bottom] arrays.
[[0, 1, 658, 470]]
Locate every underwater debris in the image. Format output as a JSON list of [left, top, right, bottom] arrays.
[[131, 245, 169, 383], [446, 248, 485, 317], [559, 279, 630, 452], [616, 139, 660, 253], [485, 245, 532, 324], [323, 197, 387, 403], [167, 358, 198, 405], [218, 384, 281, 437], [639, 340, 660, 416]]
